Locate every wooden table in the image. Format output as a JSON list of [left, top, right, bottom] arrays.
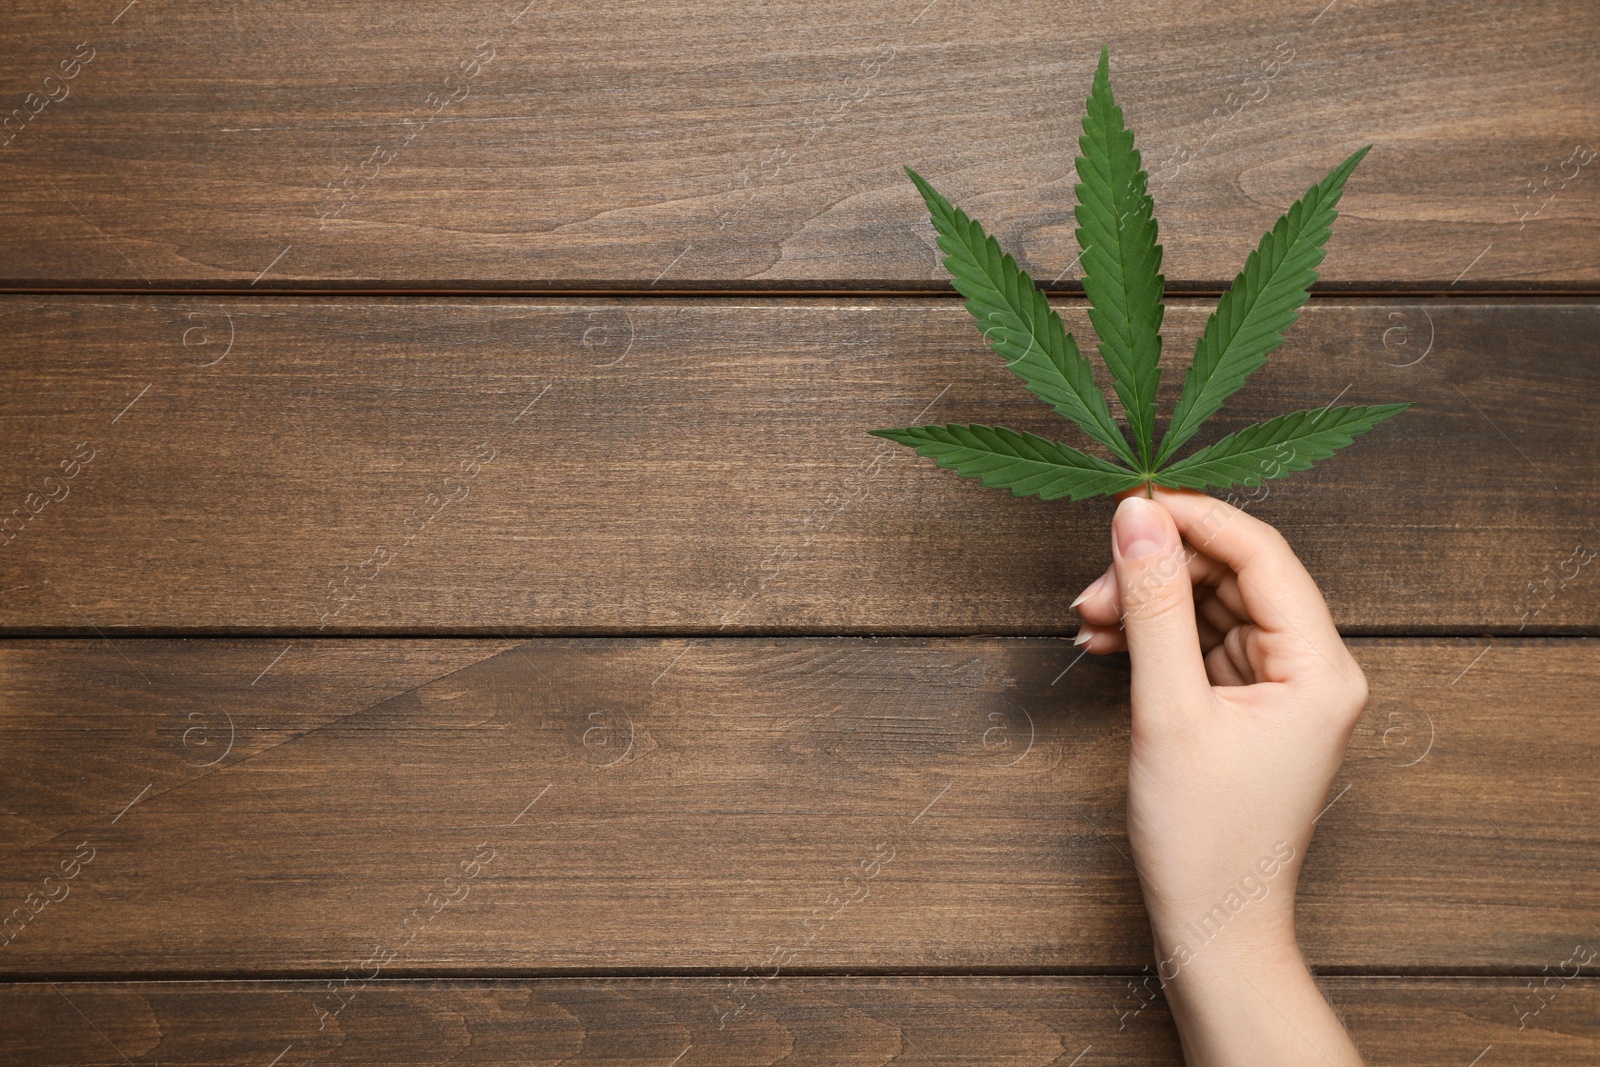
[[1, 2, 1596, 1062]]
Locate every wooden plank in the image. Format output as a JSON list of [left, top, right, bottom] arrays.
[[2, 299, 1596, 634], [0, 2, 1594, 288], [0, 637, 1593, 976], [0, 639, 515, 859], [2, 978, 1595, 1065]]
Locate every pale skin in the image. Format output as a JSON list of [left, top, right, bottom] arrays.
[[1071, 486, 1367, 1066]]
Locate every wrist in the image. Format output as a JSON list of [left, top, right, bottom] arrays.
[[1146, 894, 1299, 984], [1151, 918, 1302, 984], [1149, 938, 1363, 1066]]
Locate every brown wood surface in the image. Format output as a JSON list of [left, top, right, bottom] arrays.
[[0, 637, 1593, 977], [3, 298, 1596, 635], [4, 2, 1592, 1058], [4, 977, 1596, 1066], [0, 2, 1595, 289], [0, 639, 516, 859]]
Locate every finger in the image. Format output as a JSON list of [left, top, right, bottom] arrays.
[[1146, 488, 1346, 670], [1073, 545, 1244, 626], [1111, 495, 1211, 716], [1174, 550, 1251, 621], [1206, 571, 1249, 621], [1089, 626, 1127, 654], [1197, 585, 1244, 637], [1196, 613, 1225, 655], [1205, 640, 1250, 687], [1070, 569, 1120, 626], [1073, 622, 1125, 654], [1222, 623, 1261, 685]]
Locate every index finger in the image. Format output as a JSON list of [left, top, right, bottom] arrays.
[[1143, 487, 1345, 662]]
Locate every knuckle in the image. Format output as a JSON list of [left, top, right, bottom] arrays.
[[1343, 659, 1371, 720], [1223, 623, 1247, 658], [1255, 521, 1294, 559], [1118, 548, 1193, 621], [1310, 654, 1369, 727], [1236, 625, 1262, 669], [1120, 578, 1188, 625]]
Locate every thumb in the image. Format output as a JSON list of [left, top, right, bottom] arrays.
[[1111, 495, 1210, 713]]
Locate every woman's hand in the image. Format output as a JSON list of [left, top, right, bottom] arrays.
[[1072, 486, 1368, 1066]]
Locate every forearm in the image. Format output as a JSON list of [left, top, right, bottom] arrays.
[[1154, 927, 1364, 1066]]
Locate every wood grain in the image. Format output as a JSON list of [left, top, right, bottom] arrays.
[[2, 3, 1586, 1056], [0, 639, 515, 860], [0, 637, 1593, 976], [4, 977, 1595, 1065], [2, 298, 1595, 634], [0, 2, 1594, 288]]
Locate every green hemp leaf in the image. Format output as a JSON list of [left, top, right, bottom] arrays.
[[871, 47, 1409, 501]]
